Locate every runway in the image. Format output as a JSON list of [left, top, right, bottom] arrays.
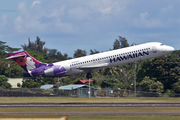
[[1, 103, 180, 107], [0, 112, 180, 116], [1, 103, 180, 116]]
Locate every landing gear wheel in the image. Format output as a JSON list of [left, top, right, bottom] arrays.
[[86, 73, 92, 79]]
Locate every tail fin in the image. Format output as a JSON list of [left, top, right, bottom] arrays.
[[6, 51, 43, 72]]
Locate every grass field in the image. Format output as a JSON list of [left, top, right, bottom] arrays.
[[0, 116, 180, 120], [1, 97, 180, 119], [1, 97, 180, 103], [0, 107, 180, 119]]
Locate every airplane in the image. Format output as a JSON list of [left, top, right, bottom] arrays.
[[6, 42, 174, 78]]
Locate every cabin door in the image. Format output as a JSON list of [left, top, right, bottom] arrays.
[[152, 46, 157, 53]]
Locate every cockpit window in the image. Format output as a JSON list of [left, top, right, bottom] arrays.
[[160, 43, 163, 46]]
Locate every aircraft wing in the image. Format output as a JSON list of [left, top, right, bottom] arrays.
[[76, 63, 109, 71]]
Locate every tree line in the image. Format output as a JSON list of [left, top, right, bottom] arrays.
[[0, 36, 180, 94]]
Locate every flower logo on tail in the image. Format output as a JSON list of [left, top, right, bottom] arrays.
[[15, 57, 27, 66]]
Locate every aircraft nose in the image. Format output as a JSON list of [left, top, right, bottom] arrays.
[[166, 46, 174, 53]]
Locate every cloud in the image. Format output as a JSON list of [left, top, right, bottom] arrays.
[[12, 1, 73, 34], [0, 15, 14, 35], [133, 12, 163, 28], [17, 1, 28, 15], [11, 0, 125, 36], [0, 10, 18, 12], [0, 15, 8, 33], [31, 1, 41, 8], [161, 5, 173, 13], [100, 7, 112, 15], [1, 15, 8, 25], [2, 0, 179, 35], [0, 0, 180, 56], [67, 6, 93, 20]]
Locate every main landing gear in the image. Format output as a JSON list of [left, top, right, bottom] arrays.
[[86, 72, 92, 98], [86, 72, 92, 79]]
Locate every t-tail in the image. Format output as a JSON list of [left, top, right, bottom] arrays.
[[6, 51, 42, 71], [6, 51, 68, 77]]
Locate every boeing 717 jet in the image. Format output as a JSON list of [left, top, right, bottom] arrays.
[[6, 42, 174, 78]]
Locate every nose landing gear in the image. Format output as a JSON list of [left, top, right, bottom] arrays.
[[164, 55, 167, 61]]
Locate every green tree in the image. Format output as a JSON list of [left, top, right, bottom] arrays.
[[21, 36, 48, 54], [0, 40, 20, 54], [137, 51, 180, 91], [43, 77, 57, 84], [6, 46, 21, 54], [60, 76, 77, 85], [101, 76, 125, 88], [90, 49, 99, 55], [118, 36, 129, 48], [7, 61, 25, 78], [26, 50, 46, 63], [73, 49, 87, 58], [0, 41, 21, 78], [119, 65, 134, 89], [172, 79, 180, 93], [0, 75, 11, 88], [46, 49, 69, 63], [0, 55, 9, 76], [139, 76, 164, 93], [22, 77, 57, 88], [113, 39, 120, 50], [22, 77, 43, 88], [17, 83, 21, 88], [102, 67, 119, 76]]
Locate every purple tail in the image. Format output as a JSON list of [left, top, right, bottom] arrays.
[[6, 51, 68, 77], [6, 51, 43, 72]]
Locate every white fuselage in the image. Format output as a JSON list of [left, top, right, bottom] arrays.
[[52, 42, 174, 76]]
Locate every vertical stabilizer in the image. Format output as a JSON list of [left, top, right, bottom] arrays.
[[6, 51, 43, 72]]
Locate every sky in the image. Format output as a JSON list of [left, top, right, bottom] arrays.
[[0, 0, 180, 57]]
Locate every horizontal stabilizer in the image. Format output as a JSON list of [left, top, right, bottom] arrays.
[[5, 53, 26, 59]]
